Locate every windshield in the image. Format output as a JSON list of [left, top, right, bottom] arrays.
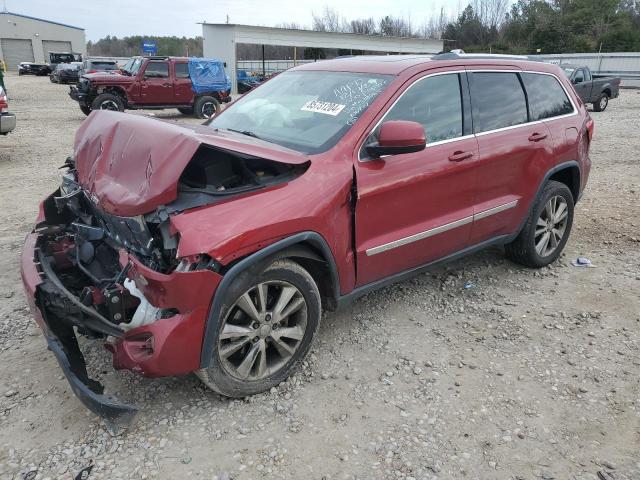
[[50, 53, 75, 63], [91, 62, 118, 70], [122, 58, 143, 76], [562, 67, 575, 77], [208, 71, 393, 154]]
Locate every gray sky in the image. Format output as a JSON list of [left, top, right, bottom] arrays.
[[11, 0, 465, 41]]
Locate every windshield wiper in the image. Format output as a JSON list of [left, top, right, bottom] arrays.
[[226, 128, 261, 139]]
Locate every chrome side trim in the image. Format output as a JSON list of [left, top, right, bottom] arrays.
[[365, 215, 473, 256], [473, 200, 518, 220], [365, 200, 518, 256]]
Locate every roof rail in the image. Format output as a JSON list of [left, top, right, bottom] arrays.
[[432, 52, 533, 61]]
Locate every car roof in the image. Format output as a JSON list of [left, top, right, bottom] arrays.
[[293, 54, 556, 76]]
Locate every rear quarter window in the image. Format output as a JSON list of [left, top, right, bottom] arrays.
[[521, 73, 574, 120], [470, 72, 528, 133]]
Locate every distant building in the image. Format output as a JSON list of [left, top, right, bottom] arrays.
[[0, 11, 85, 69]]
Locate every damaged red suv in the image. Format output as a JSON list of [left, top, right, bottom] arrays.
[[21, 54, 593, 429]]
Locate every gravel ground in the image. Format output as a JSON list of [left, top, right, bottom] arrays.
[[0, 73, 638, 480]]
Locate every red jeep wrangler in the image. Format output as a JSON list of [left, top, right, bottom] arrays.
[[69, 56, 231, 118], [23, 54, 593, 429]]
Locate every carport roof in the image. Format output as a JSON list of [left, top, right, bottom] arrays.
[[0, 11, 84, 30]]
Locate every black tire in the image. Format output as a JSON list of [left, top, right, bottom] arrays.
[[177, 107, 194, 115], [194, 95, 220, 119], [593, 93, 608, 112], [80, 104, 92, 116], [199, 259, 321, 397], [91, 93, 124, 112], [505, 180, 574, 268]]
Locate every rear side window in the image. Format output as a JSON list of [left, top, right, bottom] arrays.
[[470, 72, 528, 133], [383, 73, 463, 144], [521, 73, 574, 120], [144, 61, 169, 78], [175, 63, 190, 78]]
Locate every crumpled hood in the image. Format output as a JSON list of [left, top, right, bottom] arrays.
[[74, 111, 309, 217], [82, 72, 131, 83]]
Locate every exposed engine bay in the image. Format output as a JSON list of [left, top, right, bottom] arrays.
[[36, 147, 306, 338]]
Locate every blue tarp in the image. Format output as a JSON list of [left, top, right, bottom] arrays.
[[188, 58, 231, 94]]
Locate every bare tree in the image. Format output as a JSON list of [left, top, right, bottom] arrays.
[[349, 17, 377, 34], [312, 5, 345, 32]]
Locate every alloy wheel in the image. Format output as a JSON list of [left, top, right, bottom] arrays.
[[218, 280, 308, 381], [535, 195, 568, 257], [202, 101, 216, 118], [100, 100, 120, 111], [599, 96, 608, 110]]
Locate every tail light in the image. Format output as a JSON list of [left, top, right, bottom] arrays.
[[0, 90, 8, 113]]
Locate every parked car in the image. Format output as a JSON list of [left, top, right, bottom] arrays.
[[18, 62, 51, 76], [21, 54, 593, 428], [48, 51, 82, 72], [79, 59, 120, 77], [69, 56, 231, 117], [562, 65, 620, 112], [50, 62, 81, 84], [0, 86, 15, 135]]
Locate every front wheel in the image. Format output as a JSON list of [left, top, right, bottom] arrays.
[[593, 93, 608, 112], [91, 93, 124, 112], [194, 96, 220, 119], [198, 259, 321, 397], [505, 180, 574, 268]]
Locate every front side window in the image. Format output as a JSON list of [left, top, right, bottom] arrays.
[[209, 71, 393, 154], [382, 74, 463, 144], [574, 69, 585, 83], [522, 73, 574, 120], [175, 63, 190, 78], [470, 72, 528, 133], [144, 61, 169, 78]]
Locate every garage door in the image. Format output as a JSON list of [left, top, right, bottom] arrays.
[[42, 40, 73, 57], [0, 38, 34, 70]]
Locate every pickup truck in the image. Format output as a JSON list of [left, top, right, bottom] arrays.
[[562, 65, 620, 112], [69, 56, 231, 118]]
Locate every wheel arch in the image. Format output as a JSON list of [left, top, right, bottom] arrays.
[[548, 163, 580, 203], [509, 161, 581, 242], [199, 232, 340, 368]]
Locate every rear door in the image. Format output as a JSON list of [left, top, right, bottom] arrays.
[[173, 62, 194, 104], [140, 61, 174, 104], [468, 69, 554, 243], [354, 69, 479, 286]]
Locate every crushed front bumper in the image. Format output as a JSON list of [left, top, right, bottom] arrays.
[[21, 202, 222, 428], [21, 233, 138, 432], [69, 86, 88, 105]]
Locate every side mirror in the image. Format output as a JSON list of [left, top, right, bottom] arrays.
[[365, 120, 426, 158]]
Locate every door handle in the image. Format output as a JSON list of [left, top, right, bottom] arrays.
[[162, 83, 172, 87], [528, 132, 548, 142], [448, 151, 474, 162]]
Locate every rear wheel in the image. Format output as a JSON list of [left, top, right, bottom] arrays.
[[198, 259, 321, 397], [177, 107, 194, 115], [91, 93, 124, 112], [505, 180, 574, 268], [79, 105, 91, 116], [593, 93, 608, 112], [194, 96, 220, 119]]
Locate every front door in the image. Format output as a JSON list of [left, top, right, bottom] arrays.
[[354, 70, 479, 286], [140, 61, 174, 104], [572, 68, 592, 103]]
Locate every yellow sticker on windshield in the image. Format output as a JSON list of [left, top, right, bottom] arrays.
[[301, 100, 346, 116]]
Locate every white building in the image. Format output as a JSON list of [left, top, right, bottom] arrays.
[[0, 11, 86, 69], [202, 23, 443, 94]]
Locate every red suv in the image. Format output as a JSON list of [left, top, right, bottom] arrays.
[[21, 54, 593, 428]]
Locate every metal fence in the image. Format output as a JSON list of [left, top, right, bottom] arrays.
[[530, 53, 640, 88]]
